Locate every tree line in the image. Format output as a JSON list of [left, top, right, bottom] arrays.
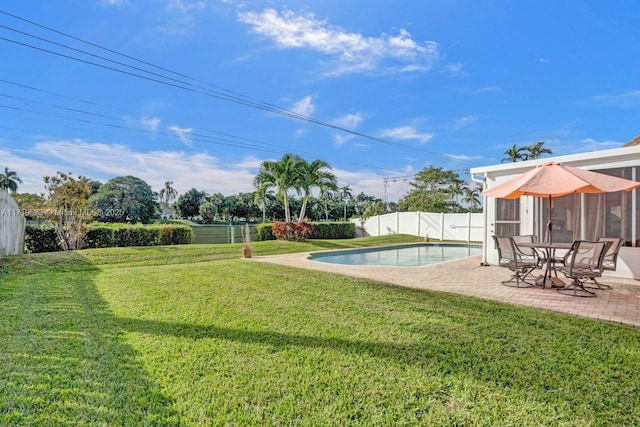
[[6, 143, 556, 227], [2, 159, 488, 230]]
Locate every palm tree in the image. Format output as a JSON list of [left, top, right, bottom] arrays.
[[0, 167, 22, 193], [339, 185, 353, 221], [463, 185, 482, 212], [254, 153, 304, 222], [448, 180, 468, 212], [297, 159, 338, 223], [159, 181, 178, 214], [502, 144, 527, 163], [318, 187, 334, 221], [525, 141, 552, 160]]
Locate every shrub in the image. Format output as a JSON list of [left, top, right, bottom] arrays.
[[271, 221, 314, 241], [85, 226, 115, 248], [24, 225, 59, 253], [310, 222, 356, 239], [24, 223, 193, 252], [256, 223, 275, 241]]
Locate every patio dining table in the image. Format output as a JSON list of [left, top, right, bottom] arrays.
[[518, 242, 572, 289]]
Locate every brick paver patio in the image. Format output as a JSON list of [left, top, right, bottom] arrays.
[[253, 252, 640, 328]]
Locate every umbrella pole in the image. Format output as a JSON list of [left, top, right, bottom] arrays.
[[546, 195, 553, 244]]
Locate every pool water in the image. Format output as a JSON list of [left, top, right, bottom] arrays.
[[309, 243, 482, 267]]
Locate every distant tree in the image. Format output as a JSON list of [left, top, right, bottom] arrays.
[[175, 188, 207, 219], [353, 192, 378, 215], [0, 167, 22, 193], [501, 144, 527, 163], [13, 192, 46, 220], [254, 153, 305, 223], [339, 185, 353, 221], [159, 180, 178, 213], [89, 175, 158, 223], [448, 180, 469, 213], [502, 141, 552, 162], [524, 141, 552, 160], [199, 201, 217, 223], [397, 166, 463, 212], [463, 185, 482, 213], [80, 177, 102, 196], [254, 188, 279, 222], [297, 159, 337, 222], [43, 172, 92, 250]]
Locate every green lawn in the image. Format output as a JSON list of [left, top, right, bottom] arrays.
[[1, 236, 639, 425]]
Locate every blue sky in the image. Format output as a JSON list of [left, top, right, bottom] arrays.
[[1, 0, 639, 201]]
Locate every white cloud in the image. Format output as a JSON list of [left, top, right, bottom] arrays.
[[141, 116, 161, 132], [166, 0, 207, 13], [290, 95, 315, 117], [377, 126, 434, 145], [334, 134, 354, 147], [332, 113, 364, 146], [102, 0, 129, 6], [169, 125, 194, 146], [238, 8, 439, 76], [332, 112, 363, 130], [445, 153, 482, 162], [443, 62, 465, 75], [539, 57, 550, 63], [7, 140, 259, 196], [333, 168, 389, 200], [589, 90, 640, 107], [473, 86, 501, 94], [451, 114, 477, 129], [578, 138, 622, 152]]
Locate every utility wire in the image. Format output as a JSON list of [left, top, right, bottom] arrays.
[[0, 10, 483, 166]]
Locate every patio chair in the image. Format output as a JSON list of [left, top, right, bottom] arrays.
[[585, 237, 625, 290], [555, 240, 612, 297], [492, 236, 540, 288]]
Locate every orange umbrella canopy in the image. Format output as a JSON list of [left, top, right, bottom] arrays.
[[482, 162, 640, 199]]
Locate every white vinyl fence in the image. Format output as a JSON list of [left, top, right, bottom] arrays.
[[0, 190, 25, 258], [352, 212, 483, 242]]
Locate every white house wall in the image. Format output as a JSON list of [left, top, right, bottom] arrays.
[[471, 144, 640, 279]]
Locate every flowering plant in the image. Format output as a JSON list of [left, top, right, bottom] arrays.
[[271, 221, 314, 241]]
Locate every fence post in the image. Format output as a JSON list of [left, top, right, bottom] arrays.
[[440, 212, 445, 241], [417, 211, 421, 237], [467, 212, 472, 242], [396, 211, 400, 234]]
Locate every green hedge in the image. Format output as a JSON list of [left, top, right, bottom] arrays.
[[309, 222, 356, 239], [256, 223, 276, 241], [25, 224, 193, 253], [255, 222, 355, 241], [24, 226, 59, 254]]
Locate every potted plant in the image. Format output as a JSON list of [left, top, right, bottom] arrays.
[[241, 224, 252, 258]]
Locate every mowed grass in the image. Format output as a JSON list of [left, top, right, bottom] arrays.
[[1, 236, 639, 425]]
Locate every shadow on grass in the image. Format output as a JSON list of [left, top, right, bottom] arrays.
[[0, 253, 181, 426]]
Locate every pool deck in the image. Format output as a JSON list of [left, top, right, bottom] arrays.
[[252, 252, 640, 328]]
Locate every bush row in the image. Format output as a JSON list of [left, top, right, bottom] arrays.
[[255, 222, 355, 241], [25, 224, 193, 253]]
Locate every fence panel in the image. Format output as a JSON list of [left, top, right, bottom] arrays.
[[0, 191, 25, 257], [191, 224, 258, 244], [353, 211, 482, 242]]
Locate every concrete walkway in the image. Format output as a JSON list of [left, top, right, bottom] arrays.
[[252, 252, 640, 328]]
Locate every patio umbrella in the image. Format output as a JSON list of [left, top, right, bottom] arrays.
[[482, 162, 640, 242]]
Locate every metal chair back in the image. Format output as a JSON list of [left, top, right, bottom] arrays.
[[597, 237, 624, 271], [562, 240, 611, 282]]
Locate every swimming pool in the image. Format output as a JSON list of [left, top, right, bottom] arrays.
[[309, 243, 482, 267]]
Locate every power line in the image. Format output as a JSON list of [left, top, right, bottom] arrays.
[[0, 84, 411, 174], [0, 10, 485, 167]]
